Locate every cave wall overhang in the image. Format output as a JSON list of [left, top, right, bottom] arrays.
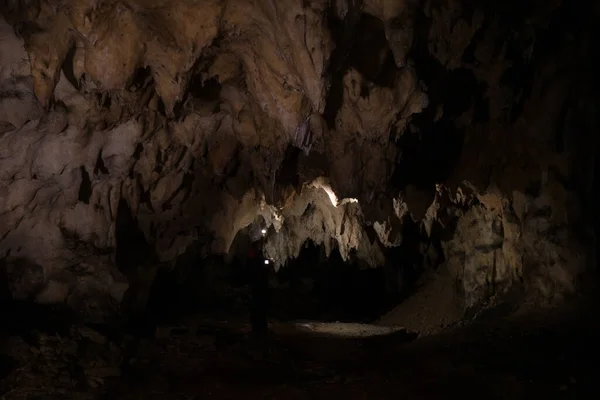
[[0, 0, 598, 320]]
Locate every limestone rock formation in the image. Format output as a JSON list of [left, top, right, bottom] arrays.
[[0, 0, 597, 320]]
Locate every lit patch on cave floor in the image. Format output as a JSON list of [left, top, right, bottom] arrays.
[[311, 179, 358, 207]]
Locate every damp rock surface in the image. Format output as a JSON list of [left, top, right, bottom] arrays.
[[0, 0, 598, 320]]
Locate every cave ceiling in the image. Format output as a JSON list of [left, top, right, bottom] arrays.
[[0, 0, 598, 315]]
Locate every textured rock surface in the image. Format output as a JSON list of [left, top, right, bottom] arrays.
[[0, 0, 598, 319], [1, 323, 125, 398]]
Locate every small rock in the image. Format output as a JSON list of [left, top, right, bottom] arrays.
[[87, 376, 104, 388], [76, 327, 108, 344]]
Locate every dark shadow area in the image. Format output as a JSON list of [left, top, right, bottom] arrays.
[[266, 231, 430, 323], [391, 117, 465, 191], [389, 9, 477, 191], [93, 149, 109, 176], [0, 259, 76, 347], [115, 200, 155, 274], [146, 252, 234, 324], [323, 7, 399, 128], [187, 75, 222, 102], [273, 145, 301, 206], [61, 44, 80, 90], [323, 72, 344, 129], [145, 221, 267, 324], [127, 67, 153, 92], [114, 200, 158, 329], [144, 237, 408, 326], [346, 13, 397, 88], [77, 166, 92, 204]]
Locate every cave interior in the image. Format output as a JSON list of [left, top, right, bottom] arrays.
[[1, 0, 600, 398]]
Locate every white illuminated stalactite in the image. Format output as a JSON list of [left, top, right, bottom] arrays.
[[260, 178, 362, 269], [311, 179, 358, 207], [339, 198, 359, 206], [322, 185, 339, 206]]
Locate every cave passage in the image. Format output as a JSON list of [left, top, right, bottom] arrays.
[[115, 200, 155, 274], [143, 234, 428, 327], [1, 0, 600, 397], [271, 241, 401, 323]]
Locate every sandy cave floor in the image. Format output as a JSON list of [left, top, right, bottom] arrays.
[[2, 294, 598, 400], [2, 263, 600, 400], [99, 304, 600, 400]]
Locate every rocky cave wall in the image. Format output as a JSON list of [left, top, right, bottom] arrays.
[[0, 0, 598, 320]]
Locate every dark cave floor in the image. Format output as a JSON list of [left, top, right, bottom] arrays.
[[100, 304, 600, 400], [2, 296, 599, 400]]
